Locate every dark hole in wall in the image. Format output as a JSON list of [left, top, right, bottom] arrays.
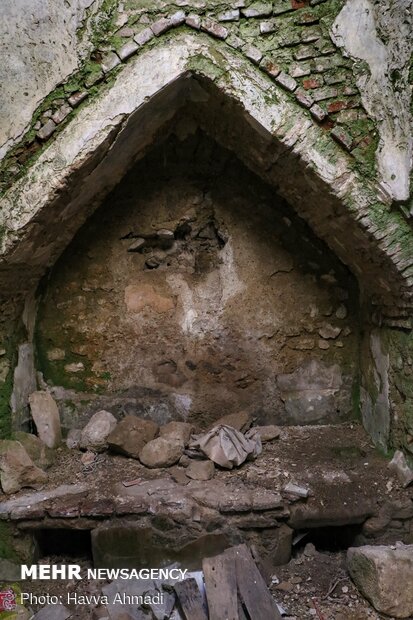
[[35, 529, 93, 560], [295, 524, 363, 553]]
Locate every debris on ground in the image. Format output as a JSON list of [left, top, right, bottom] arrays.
[[189, 424, 262, 469]]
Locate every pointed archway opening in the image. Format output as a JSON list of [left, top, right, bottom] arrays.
[[34, 112, 361, 430], [3, 37, 405, 447]]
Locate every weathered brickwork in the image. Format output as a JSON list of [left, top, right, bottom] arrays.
[[0, 0, 377, 195], [0, 0, 412, 461]]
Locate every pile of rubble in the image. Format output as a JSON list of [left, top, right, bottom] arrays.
[[71, 407, 279, 476], [0, 390, 282, 495]]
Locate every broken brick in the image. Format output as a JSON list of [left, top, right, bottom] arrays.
[[295, 12, 319, 25], [309, 103, 327, 122], [275, 71, 298, 92], [242, 3, 273, 17], [67, 91, 88, 107], [244, 45, 263, 64], [291, 0, 308, 9], [324, 71, 348, 85], [216, 8, 240, 21], [201, 18, 228, 39], [260, 20, 277, 35], [37, 119, 56, 140], [343, 85, 359, 96], [100, 51, 121, 73], [331, 126, 353, 150], [312, 86, 339, 101], [303, 77, 323, 90], [226, 34, 244, 49], [327, 100, 348, 114], [301, 26, 322, 43], [273, 0, 294, 14], [290, 62, 312, 78], [170, 10, 186, 27], [293, 45, 317, 61], [260, 57, 281, 78], [185, 14, 201, 30], [295, 88, 314, 109], [118, 40, 139, 60], [151, 17, 173, 36], [51, 104, 71, 125]]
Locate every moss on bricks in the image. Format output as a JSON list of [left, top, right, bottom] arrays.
[[0, 323, 21, 439]]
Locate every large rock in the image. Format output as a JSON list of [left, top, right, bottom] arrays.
[[208, 411, 252, 432], [139, 437, 183, 468], [80, 410, 117, 452], [277, 360, 343, 423], [388, 450, 413, 488], [28, 391, 62, 448], [107, 415, 158, 458], [159, 421, 194, 446], [347, 544, 413, 618], [12, 431, 55, 469], [0, 440, 48, 494]]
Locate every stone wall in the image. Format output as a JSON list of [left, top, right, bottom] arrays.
[[35, 129, 359, 430], [0, 0, 412, 454]]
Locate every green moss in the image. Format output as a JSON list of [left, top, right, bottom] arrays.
[[187, 53, 225, 81], [0, 319, 23, 440], [108, 34, 125, 51], [89, 0, 118, 48], [0, 523, 18, 561], [0, 365, 14, 439]]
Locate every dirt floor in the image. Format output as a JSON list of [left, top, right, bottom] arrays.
[[23, 421, 407, 507], [21, 548, 394, 620], [4, 422, 413, 619]]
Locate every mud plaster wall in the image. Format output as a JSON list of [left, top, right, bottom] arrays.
[[35, 130, 360, 431], [0, 0, 411, 453]]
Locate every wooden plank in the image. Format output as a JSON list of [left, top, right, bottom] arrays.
[[203, 549, 238, 620], [233, 544, 282, 620], [173, 578, 208, 620]]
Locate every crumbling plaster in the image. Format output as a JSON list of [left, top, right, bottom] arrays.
[[331, 0, 413, 202], [0, 0, 109, 160], [0, 3, 412, 455], [0, 33, 412, 312]]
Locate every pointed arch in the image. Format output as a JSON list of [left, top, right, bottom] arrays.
[[0, 32, 411, 319]]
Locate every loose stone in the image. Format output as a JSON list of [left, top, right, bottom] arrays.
[[37, 119, 56, 140], [80, 410, 117, 452], [140, 437, 183, 468], [29, 391, 62, 448]]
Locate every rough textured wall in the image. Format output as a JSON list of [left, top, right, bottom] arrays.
[[0, 0, 411, 203], [0, 0, 106, 159], [332, 0, 413, 202], [35, 131, 360, 430], [0, 0, 412, 453]]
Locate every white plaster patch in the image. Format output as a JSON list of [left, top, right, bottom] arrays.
[[0, 0, 101, 160], [331, 0, 413, 201], [167, 273, 199, 336], [219, 239, 245, 305], [171, 393, 192, 420]]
